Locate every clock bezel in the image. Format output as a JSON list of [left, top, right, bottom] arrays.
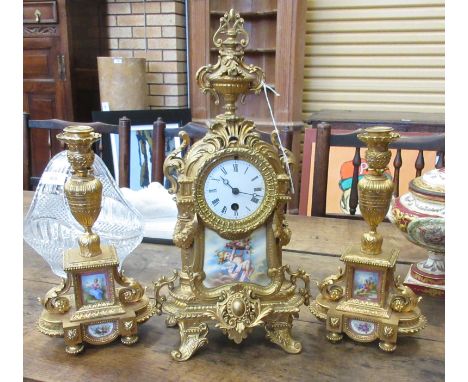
[[193, 147, 278, 239]]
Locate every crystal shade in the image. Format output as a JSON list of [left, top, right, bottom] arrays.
[[24, 151, 144, 277]]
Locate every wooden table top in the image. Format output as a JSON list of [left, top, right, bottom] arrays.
[[23, 191, 444, 382]]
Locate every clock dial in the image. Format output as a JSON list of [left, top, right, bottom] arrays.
[[203, 158, 266, 220]]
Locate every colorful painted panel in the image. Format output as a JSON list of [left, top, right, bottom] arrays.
[[80, 271, 112, 305], [87, 322, 115, 339], [352, 269, 381, 303], [349, 319, 376, 336], [203, 226, 270, 288]]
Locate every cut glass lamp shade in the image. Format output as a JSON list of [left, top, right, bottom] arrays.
[[23, 151, 144, 278]]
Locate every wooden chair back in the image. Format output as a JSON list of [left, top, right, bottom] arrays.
[[23, 112, 131, 190], [151, 118, 207, 183], [311, 122, 445, 217], [92, 109, 194, 186]]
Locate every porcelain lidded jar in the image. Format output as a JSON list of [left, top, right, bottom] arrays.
[[391, 168, 445, 296]]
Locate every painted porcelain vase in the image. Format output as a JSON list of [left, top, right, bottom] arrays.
[[391, 168, 445, 295]]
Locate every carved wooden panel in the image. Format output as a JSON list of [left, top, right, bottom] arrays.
[[23, 35, 62, 178], [23, 39, 57, 79], [25, 95, 56, 176], [23, 25, 58, 36]]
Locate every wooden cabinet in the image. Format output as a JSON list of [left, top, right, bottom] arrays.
[[188, 0, 306, 128], [188, 0, 307, 212], [23, 0, 104, 121], [24, 0, 71, 121], [23, 0, 104, 178]]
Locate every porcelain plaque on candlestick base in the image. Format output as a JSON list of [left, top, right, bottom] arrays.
[[34, 126, 155, 354], [310, 127, 426, 352], [153, 9, 310, 361]]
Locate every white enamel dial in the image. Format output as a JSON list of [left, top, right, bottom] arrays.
[[203, 158, 266, 220]]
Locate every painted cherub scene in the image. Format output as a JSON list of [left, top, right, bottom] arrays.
[[216, 238, 255, 282], [352, 270, 380, 302], [81, 273, 109, 304], [204, 227, 270, 288]]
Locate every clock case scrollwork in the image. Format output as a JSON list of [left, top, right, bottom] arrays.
[[154, 9, 310, 361]]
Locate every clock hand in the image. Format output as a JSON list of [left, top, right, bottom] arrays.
[[220, 176, 233, 189], [220, 176, 240, 195], [238, 191, 263, 198]]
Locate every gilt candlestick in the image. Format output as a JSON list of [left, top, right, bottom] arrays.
[[310, 127, 426, 352], [32, 126, 155, 354]]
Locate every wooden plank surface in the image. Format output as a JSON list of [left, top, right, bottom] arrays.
[[23, 192, 444, 381], [285, 215, 427, 264]]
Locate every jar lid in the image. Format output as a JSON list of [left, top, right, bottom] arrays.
[[409, 168, 445, 201]]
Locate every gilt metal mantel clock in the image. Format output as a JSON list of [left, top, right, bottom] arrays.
[[154, 9, 310, 361]]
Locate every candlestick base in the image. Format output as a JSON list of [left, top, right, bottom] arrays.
[[36, 245, 155, 354], [311, 245, 427, 352]]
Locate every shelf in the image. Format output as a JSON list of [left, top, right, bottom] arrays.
[[209, 48, 276, 54], [210, 10, 277, 18]]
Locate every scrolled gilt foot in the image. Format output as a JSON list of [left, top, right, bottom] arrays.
[[285, 266, 312, 306], [379, 340, 396, 352], [116, 271, 145, 304], [153, 270, 179, 315], [391, 275, 422, 313], [121, 335, 139, 345], [171, 321, 209, 362], [65, 343, 84, 355], [318, 267, 345, 302], [326, 331, 343, 343], [265, 316, 302, 354], [40, 277, 71, 314]]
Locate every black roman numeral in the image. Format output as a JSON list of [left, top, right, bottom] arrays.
[[251, 196, 259, 204], [246, 206, 251, 212], [212, 198, 220, 206], [233, 163, 238, 172], [254, 187, 262, 192], [234, 210, 239, 217], [251, 176, 259, 181], [244, 166, 250, 174], [220, 167, 227, 175]]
